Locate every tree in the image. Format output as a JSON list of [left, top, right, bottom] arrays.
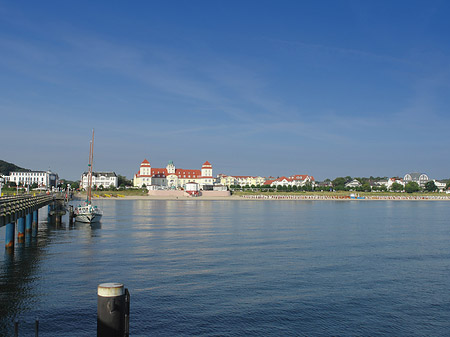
[[360, 183, 371, 192], [405, 182, 420, 193], [376, 185, 387, 192], [390, 182, 404, 192], [424, 181, 438, 192], [303, 183, 313, 191], [332, 177, 347, 191], [118, 175, 132, 187]]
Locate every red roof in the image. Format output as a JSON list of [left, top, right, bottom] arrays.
[[136, 167, 202, 179], [289, 174, 315, 181]]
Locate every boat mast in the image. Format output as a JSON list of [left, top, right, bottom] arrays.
[[87, 129, 94, 204]]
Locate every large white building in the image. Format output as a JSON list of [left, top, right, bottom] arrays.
[[404, 172, 429, 187], [264, 174, 315, 188], [81, 172, 118, 190], [218, 174, 266, 187], [133, 159, 214, 189], [7, 170, 59, 188]]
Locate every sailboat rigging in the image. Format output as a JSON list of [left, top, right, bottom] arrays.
[[75, 129, 103, 223]]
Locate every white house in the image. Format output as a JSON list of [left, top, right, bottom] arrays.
[[345, 179, 362, 189], [81, 172, 118, 189], [387, 177, 405, 190], [263, 175, 315, 188], [433, 180, 447, 192], [404, 173, 429, 187], [8, 170, 59, 189]]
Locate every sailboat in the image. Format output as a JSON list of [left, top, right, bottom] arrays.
[[75, 130, 103, 223]]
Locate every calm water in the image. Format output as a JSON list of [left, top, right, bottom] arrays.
[[1, 199, 449, 336]]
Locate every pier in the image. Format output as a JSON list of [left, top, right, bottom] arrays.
[[0, 193, 65, 248]]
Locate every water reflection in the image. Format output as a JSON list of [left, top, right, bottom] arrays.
[[0, 202, 97, 335], [1, 200, 450, 336]]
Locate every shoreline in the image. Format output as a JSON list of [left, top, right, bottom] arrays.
[[76, 194, 450, 201]]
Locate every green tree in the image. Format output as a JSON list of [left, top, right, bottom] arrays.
[[390, 182, 404, 192], [118, 175, 132, 187], [361, 183, 371, 192], [303, 183, 313, 191], [332, 177, 347, 191], [405, 182, 420, 193], [424, 181, 438, 192]]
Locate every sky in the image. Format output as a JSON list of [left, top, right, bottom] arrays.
[[0, 1, 449, 181]]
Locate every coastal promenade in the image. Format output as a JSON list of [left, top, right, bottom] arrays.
[[82, 193, 450, 201], [241, 194, 450, 201]]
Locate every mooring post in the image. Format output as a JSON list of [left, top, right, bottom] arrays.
[[17, 217, 25, 243], [47, 204, 52, 224], [5, 222, 15, 249], [97, 283, 130, 337], [35, 317, 39, 337], [69, 205, 74, 225], [14, 318, 19, 337]]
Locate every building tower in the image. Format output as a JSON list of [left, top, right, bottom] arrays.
[[201, 161, 213, 178], [139, 159, 151, 176], [166, 161, 176, 174]]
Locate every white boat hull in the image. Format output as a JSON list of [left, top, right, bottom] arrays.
[[75, 213, 102, 223], [75, 204, 103, 224]]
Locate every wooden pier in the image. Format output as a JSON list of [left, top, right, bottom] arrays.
[[0, 193, 65, 248]]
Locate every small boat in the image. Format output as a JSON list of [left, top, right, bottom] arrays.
[[74, 204, 102, 223], [75, 129, 103, 224]]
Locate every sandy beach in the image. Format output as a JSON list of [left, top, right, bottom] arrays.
[[82, 194, 450, 201]]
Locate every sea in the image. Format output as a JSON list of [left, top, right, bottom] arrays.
[[1, 199, 449, 336]]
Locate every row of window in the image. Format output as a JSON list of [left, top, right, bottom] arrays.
[[12, 172, 46, 176], [12, 177, 45, 182]]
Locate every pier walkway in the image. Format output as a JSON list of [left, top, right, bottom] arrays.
[[0, 193, 62, 228]]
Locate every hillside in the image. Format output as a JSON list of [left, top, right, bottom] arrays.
[[0, 160, 30, 175]]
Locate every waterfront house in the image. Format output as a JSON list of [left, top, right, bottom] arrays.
[[8, 170, 59, 189], [404, 172, 429, 187], [433, 179, 447, 192], [345, 179, 362, 189], [81, 172, 118, 189], [218, 174, 266, 187]]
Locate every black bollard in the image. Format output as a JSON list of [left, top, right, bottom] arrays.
[[69, 205, 74, 225], [97, 283, 130, 337], [14, 319, 19, 337], [35, 317, 39, 337]]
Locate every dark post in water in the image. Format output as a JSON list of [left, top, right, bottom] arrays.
[[97, 283, 130, 337]]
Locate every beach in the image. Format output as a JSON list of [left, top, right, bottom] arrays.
[[83, 194, 450, 201]]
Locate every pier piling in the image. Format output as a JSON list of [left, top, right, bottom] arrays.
[[26, 213, 32, 234], [32, 210, 38, 230], [17, 217, 25, 243], [97, 283, 130, 337], [5, 222, 15, 249]]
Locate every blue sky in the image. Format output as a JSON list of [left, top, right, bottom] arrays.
[[0, 1, 449, 181]]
